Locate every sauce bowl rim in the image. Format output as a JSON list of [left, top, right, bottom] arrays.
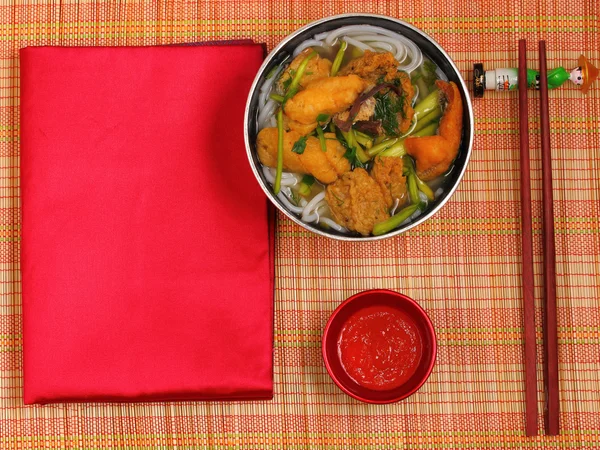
[[322, 288, 438, 404]]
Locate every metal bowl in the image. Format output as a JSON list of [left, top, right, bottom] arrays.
[[244, 13, 474, 241]]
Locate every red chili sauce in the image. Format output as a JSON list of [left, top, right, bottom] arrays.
[[337, 305, 422, 391]]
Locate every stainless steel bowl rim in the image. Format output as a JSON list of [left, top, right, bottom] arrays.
[[244, 13, 475, 242]]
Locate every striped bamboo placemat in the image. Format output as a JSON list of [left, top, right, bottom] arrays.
[[1, 1, 599, 449]]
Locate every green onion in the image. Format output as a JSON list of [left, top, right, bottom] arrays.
[[298, 175, 315, 197], [413, 89, 440, 121], [347, 128, 370, 163], [416, 176, 435, 201], [330, 40, 348, 76], [412, 106, 442, 134], [366, 137, 398, 157], [407, 174, 420, 204], [284, 51, 317, 101], [354, 130, 371, 140], [353, 131, 372, 148], [416, 77, 429, 101], [372, 204, 420, 236], [274, 109, 284, 194], [404, 156, 435, 201], [269, 93, 285, 103], [316, 126, 327, 152], [316, 113, 330, 124], [380, 140, 406, 158], [412, 123, 438, 138], [291, 136, 307, 154]]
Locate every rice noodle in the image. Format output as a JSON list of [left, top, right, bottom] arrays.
[[262, 167, 298, 187], [277, 191, 305, 214], [395, 35, 423, 73], [258, 64, 283, 106], [293, 39, 325, 57], [319, 217, 347, 232], [258, 99, 277, 129], [341, 36, 375, 53], [390, 198, 400, 215], [368, 41, 394, 53], [350, 34, 407, 62], [316, 25, 424, 73], [301, 192, 326, 221], [412, 84, 419, 105]]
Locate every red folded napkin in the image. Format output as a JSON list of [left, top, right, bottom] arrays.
[[21, 45, 273, 403]]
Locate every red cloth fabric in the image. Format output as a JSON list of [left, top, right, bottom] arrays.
[[21, 45, 273, 404]]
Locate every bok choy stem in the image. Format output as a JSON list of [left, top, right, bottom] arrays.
[[366, 137, 398, 157], [373, 204, 420, 236], [412, 123, 438, 137], [412, 106, 442, 133], [413, 89, 440, 120]]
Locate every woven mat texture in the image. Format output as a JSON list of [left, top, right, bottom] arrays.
[[1, 1, 599, 449]]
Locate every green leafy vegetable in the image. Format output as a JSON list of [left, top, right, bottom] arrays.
[[335, 127, 365, 169], [413, 89, 440, 121], [316, 113, 330, 123], [407, 173, 420, 204], [372, 204, 420, 236], [301, 174, 315, 186], [412, 123, 438, 138], [403, 156, 434, 201], [291, 136, 307, 154], [298, 175, 315, 197], [367, 137, 398, 157], [347, 128, 370, 163], [274, 109, 284, 194], [422, 59, 439, 85], [373, 91, 406, 136]]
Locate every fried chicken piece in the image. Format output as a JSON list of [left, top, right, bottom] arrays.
[[277, 48, 332, 92], [256, 128, 350, 184], [370, 156, 408, 209], [283, 75, 367, 125], [283, 114, 317, 135], [325, 168, 390, 236]]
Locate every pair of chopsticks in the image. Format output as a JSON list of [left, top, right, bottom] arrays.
[[518, 39, 559, 437]]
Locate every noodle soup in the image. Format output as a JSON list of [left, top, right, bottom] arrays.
[[246, 16, 473, 240]]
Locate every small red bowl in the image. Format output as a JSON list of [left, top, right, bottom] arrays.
[[322, 289, 437, 404]]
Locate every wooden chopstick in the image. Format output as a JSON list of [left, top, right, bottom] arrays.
[[517, 39, 539, 437], [538, 40, 560, 436]]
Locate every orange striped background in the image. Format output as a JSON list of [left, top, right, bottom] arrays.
[[1, 0, 599, 449]]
